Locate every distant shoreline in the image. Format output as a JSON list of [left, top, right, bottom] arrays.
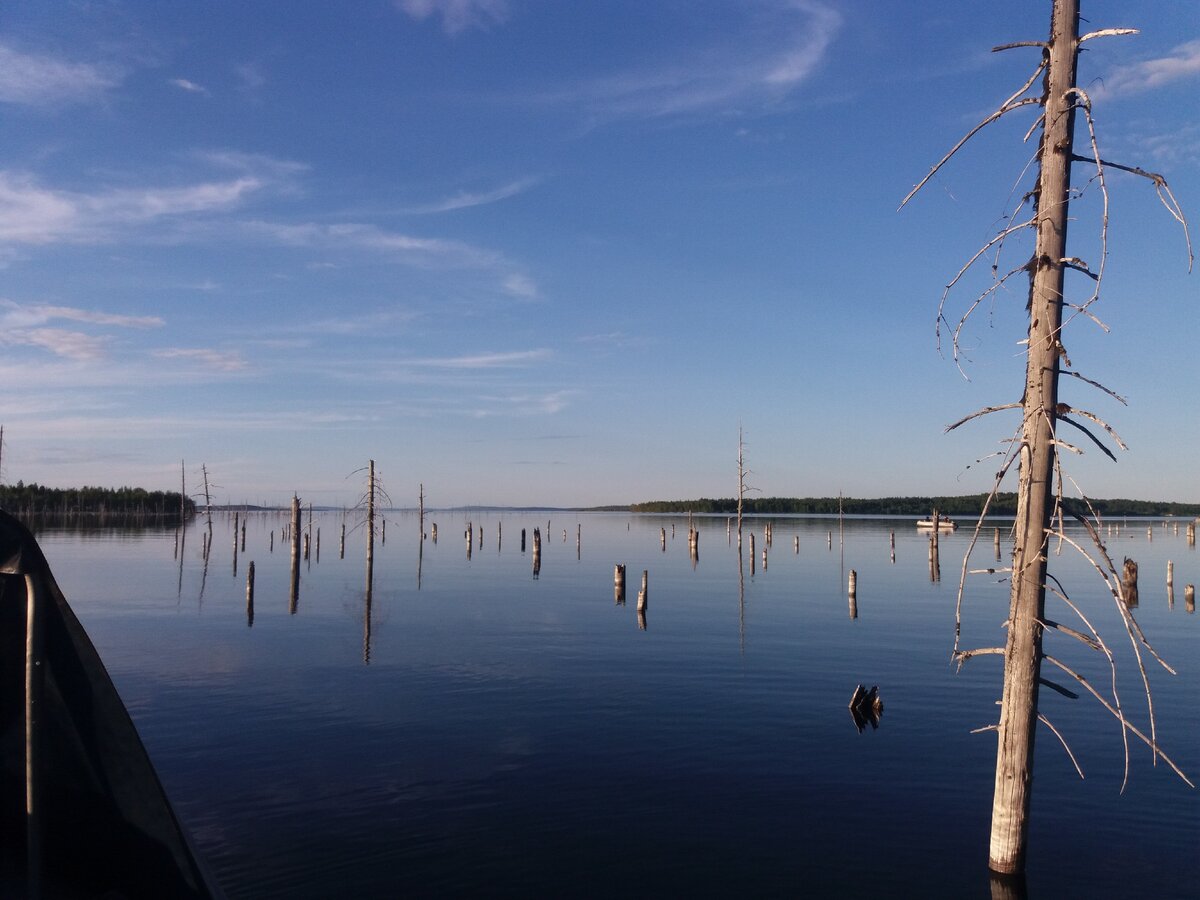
[[3, 485, 1197, 519]]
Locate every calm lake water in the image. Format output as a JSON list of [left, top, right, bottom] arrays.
[[31, 511, 1199, 898]]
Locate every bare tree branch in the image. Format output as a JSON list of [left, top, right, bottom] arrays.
[[1038, 713, 1085, 779], [1057, 415, 1119, 461], [1060, 405, 1128, 450], [945, 402, 1022, 433], [1070, 153, 1194, 270], [1078, 28, 1138, 43], [1058, 369, 1127, 405], [1044, 655, 1193, 787], [900, 96, 1043, 211]]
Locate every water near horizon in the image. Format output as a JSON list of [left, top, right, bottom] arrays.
[[30, 512, 1199, 898]]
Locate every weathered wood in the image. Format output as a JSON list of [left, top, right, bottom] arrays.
[[1121, 557, 1139, 608], [989, 0, 1078, 875], [637, 569, 648, 612], [848, 569, 858, 619], [614, 564, 626, 605], [289, 494, 300, 614], [1184, 584, 1194, 614], [246, 561, 255, 627]]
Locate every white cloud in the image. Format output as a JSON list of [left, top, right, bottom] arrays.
[[0, 300, 164, 361], [471, 389, 572, 417], [502, 273, 538, 299], [542, 0, 842, 121], [3, 327, 110, 360], [0, 173, 78, 243], [404, 177, 538, 214], [243, 219, 504, 269], [0, 41, 119, 106], [234, 62, 266, 91], [397, 0, 509, 35], [0, 299, 163, 330], [152, 347, 248, 372], [1096, 39, 1200, 98], [170, 77, 209, 95], [39, 305, 163, 328], [0, 171, 266, 244], [416, 349, 552, 368]]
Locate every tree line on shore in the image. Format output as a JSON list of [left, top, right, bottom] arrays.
[[0, 481, 195, 519], [629, 494, 1200, 518]]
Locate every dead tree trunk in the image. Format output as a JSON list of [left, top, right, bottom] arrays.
[[737, 425, 745, 551], [988, 0, 1079, 874]]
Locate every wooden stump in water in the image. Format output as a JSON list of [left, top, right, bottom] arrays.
[[614, 564, 626, 605], [1185, 584, 1194, 613], [848, 569, 858, 619], [848, 683, 883, 732], [289, 495, 301, 614], [1121, 557, 1139, 608], [637, 569, 648, 612], [246, 561, 255, 627]]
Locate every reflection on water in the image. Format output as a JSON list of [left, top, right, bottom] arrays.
[[30, 511, 1200, 899]]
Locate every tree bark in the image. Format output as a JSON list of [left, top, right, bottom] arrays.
[[988, 0, 1079, 875]]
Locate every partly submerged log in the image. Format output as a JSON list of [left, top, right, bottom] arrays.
[[848, 683, 884, 733]]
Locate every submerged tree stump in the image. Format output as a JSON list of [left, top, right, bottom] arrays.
[[1122, 557, 1139, 608]]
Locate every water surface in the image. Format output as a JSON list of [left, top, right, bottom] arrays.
[[34, 512, 1199, 898]]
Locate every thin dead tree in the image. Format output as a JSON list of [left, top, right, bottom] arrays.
[[902, 0, 1192, 876], [736, 424, 759, 550], [348, 460, 392, 593]]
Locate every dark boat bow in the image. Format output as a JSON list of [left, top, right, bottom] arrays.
[[1, 509, 225, 899]]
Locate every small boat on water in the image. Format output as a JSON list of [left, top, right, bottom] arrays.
[[916, 516, 958, 531], [1, 508, 225, 899]]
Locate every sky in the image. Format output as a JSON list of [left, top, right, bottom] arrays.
[[1, 1, 1197, 508]]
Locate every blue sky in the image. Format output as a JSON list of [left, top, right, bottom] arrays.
[[1, 1, 1197, 507]]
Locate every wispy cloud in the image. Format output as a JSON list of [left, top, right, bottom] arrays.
[[234, 62, 266, 92], [170, 77, 209, 95], [502, 273, 538, 299], [403, 177, 538, 214], [0, 300, 164, 361], [0, 299, 163, 330], [471, 389, 573, 417], [541, 0, 842, 121], [5, 327, 110, 360], [152, 347, 249, 372], [0, 170, 268, 244], [1094, 39, 1200, 99], [29, 304, 162, 329], [0, 41, 120, 106], [243, 219, 504, 269], [415, 349, 552, 368], [397, 0, 510, 35]]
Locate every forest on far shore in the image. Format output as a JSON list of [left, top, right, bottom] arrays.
[[0, 481, 195, 519], [628, 494, 1200, 518], [1, 482, 1197, 520]]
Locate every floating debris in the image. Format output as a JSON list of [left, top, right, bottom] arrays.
[[849, 683, 884, 733]]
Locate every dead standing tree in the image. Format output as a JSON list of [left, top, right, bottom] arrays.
[[902, 0, 1192, 877]]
